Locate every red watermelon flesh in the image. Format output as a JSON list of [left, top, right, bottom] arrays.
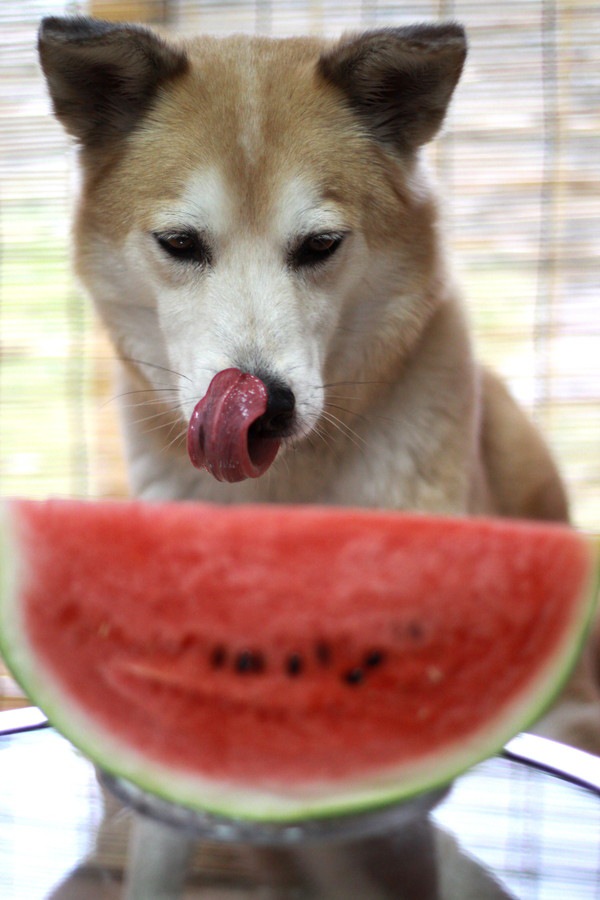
[[0, 499, 597, 821]]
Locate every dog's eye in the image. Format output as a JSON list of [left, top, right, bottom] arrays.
[[306, 235, 338, 254], [154, 231, 211, 266], [164, 234, 195, 253], [292, 232, 345, 269]]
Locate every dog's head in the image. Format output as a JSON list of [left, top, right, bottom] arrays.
[[39, 17, 466, 483]]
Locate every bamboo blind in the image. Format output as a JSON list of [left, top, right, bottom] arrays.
[[0, 0, 598, 708]]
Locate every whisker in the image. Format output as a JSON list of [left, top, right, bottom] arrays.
[[115, 400, 179, 416], [325, 399, 404, 431], [275, 445, 292, 479], [102, 387, 180, 409], [322, 379, 393, 389], [324, 401, 372, 428], [320, 408, 356, 434], [320, 410, 368, 453], [162, 425, 189, 454], [323, 393, 360, 404], [129, 408, 182, 428], [140, 416, 185, 437], [120, 356, 194, 384], [111, 387, 180, 397], [309, 422, 336, 454], [114, 395, 179, 414]]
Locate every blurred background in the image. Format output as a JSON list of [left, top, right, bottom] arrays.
[[1, 0, 598, 706]]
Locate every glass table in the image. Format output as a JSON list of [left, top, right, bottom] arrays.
[[1, 713, 599, 899]]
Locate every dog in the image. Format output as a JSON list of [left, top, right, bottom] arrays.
[[38, 16, 600, 898], [38, 17, 570, 514], [38, 16, 599, 756]]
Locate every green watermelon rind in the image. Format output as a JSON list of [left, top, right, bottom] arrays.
[[0, 502, 598, 822]]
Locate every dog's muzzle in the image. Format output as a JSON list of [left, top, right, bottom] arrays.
[[187, 368, 294, 482]]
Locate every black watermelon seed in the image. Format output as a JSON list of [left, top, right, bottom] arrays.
[[315, 641, 331, 666], [343, 668, 365, 686], [286, 653, 304, 677], [210, 645, 227, 668], [364, 649, 385, 668], [235, 650, 265, 674]]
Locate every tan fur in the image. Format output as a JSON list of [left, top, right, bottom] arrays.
[[39, 17, 599, 754], [480, 368, 569, 522]]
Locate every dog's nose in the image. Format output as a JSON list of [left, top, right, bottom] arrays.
[[254, 380, 296, 438]]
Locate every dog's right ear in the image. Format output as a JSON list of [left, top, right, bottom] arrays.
[[38, 16, 188, 146]]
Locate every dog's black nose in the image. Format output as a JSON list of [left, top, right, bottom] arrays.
[[253, 379, 296, 438]]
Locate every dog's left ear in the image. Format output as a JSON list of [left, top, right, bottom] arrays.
[[319, 24, 467, 153]]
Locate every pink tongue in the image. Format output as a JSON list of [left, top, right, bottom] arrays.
[[187, 368, 281, 483]]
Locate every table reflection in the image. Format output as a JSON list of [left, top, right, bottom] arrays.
[[1, 727, 599, 899]]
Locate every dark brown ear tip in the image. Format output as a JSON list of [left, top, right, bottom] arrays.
[[422, 21, 468, 60], [39, 16, 106, 43], [394, 21, 466, 44], [38, 15, 159, 47], [38, 15, 188, 147], [319, 23, 467, 153], [408, 21, 467, 44], [38, 16, 68, 50], [38, 15, 70, 37], [371, 23, 467, 59], [320, 23, 468, 78]]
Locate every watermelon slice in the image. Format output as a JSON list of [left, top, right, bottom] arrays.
[[0, 499, 597, 822]]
